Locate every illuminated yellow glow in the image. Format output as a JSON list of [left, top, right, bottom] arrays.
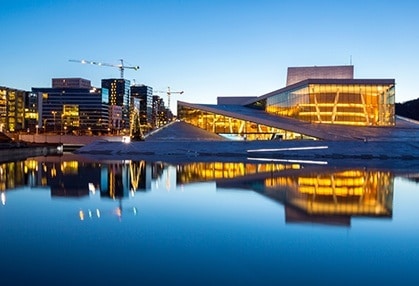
[[61, 161, 78, 174], [178, 105, 317, 141], [266, 83, 395, 126], [176, 162, 299, 184], [263, 170, 393, 216]]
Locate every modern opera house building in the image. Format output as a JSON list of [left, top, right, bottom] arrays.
[[178, 65, 397, 141]]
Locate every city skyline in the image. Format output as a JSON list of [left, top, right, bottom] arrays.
[[1, 0, 419, 113]]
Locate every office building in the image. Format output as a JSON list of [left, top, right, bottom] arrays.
[[130, 84, 153, 131], [151, 95, 169, 128], [102, 79, 130, 130], [0, 86, 26, 132], [32, 78, 109, 134], [24, 91, 39, 131]]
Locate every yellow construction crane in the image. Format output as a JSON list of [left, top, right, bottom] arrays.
[[69, 59, 139, 79], [155, 87, 184, 109]]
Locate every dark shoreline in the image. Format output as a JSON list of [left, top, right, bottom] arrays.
[[0, 143, 63, 163]]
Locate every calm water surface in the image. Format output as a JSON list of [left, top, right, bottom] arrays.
[[1, 155, 419, 285]]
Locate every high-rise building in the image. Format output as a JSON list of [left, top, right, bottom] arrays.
[[24, 91, 38, 131], [101, 79, 130, 130], [130, 84, 153, 130], [152, 95, 168, 128]]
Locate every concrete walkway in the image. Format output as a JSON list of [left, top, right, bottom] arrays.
[[145, 121, 226, 141], [75, 121, 419, 168]]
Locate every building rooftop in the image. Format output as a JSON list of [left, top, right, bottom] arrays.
[[286, 65, 354, 86]]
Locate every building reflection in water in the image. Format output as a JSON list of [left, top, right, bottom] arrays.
[[265, 169, 394, 226], [1, 156, 418, 226], [179, 162, 396, 227], [0, 156, 168, 220], [0, 157, 163, 199]]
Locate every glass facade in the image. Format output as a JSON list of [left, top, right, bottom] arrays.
[[0, 87, 25, 132], [32, 87, 109, 134], [177, 74, 396, 141], [178, 104, 317, 140], [266, 82, 395, 126], [130, 85, 153, 130], [24, 92, 38, 131], [102, 79, 131, 130]]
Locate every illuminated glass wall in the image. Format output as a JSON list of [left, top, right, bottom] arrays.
[[266, 83, 395, 126], [0, 87, 25, 132], [178, 104, 317, 141]]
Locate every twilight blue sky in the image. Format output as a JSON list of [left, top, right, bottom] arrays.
[[1, 0, 419, 111]]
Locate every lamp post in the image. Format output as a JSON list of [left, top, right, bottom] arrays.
[[51, 111, 57, 133], [34, 125, 38, 143], [43, 119, 48, 143]]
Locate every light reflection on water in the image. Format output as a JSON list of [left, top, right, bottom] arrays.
[[0, 155, 419, 285]]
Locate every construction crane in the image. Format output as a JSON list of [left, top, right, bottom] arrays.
[[69, 59, 139, 79], [155, 87, 184, 109]]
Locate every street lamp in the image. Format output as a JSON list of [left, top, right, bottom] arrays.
[[51, 111, 57, 133], [34, 124, 39, 142], [43, 119, 48, 133], [60, 113, 65, 135], [43, 119, 48, 143]]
